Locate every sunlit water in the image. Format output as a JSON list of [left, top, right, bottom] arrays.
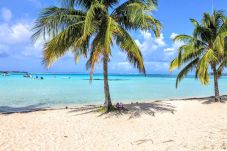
[[0, 74, 227, 108]]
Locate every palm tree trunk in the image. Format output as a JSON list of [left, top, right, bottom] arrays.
[[103, 55, 112, 111], [212, 66, 220, 101]]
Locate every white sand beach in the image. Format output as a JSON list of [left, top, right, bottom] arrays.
[[1, 99, 227, 151]]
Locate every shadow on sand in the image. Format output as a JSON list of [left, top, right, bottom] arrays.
[[1, 95, 226, 117], [67, 95, 227, 118], [0, 103, 49, 115], [68, 101, 176, 119], [175, 95, 227, 104]]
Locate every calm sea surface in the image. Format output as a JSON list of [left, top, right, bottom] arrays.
[[1, 74, 227, 107]]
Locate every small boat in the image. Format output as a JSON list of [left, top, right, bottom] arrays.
[[23, 74, 32, 78], [2, 72, 10, 76], [62, 77, 71, 79]]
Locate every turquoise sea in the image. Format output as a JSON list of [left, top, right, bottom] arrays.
[[1, 74, 227, 108]]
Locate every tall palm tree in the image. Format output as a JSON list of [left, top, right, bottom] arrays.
[[32, 0, 161, 111], [170, 11, 227, 101]]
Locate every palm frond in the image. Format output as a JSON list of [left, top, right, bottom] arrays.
[[42, 23, 85, 67], [111, 0, 161, 36], [32, 7, 85, 42], [114, 24, 146, 74], [173, 35, 192, 42], [80, 1, 105, 42], [175, 58, 199, 88], [196, 49, 217, 84]]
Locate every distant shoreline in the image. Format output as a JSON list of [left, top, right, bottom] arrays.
[[2, 72, 227, 77], [0, 72, 205, 77]]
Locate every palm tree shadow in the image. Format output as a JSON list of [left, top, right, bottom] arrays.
[[67, 105, 102, 116], [0, 103, 48, 115], [180, 95, 227, 104], [103, 101, 175, 119], [69, 101, 176, 119]]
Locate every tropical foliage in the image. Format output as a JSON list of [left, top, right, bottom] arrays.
[[32, 0, 161, 111], [170, 10, 227, 101]]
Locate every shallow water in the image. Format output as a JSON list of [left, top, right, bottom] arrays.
[[0, 74, 227, 107]]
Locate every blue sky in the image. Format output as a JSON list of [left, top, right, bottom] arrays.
[[0, 0, 226, 74]]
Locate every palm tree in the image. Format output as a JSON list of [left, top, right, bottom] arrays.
[[170, 11, 227, 101], [32, 0, 161, 111]]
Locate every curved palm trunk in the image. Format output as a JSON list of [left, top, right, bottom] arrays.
[[212, 66, 220, 101], [103, 55, 112, 111]]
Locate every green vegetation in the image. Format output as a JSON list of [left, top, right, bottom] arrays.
[[32, 0, 161, 111], [170, 10, 227, 101]]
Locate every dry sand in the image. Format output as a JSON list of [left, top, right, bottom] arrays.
[[1, 99, 227, 151]]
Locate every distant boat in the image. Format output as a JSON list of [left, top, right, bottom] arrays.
[[2, 72, 10, 76], [23, 74, 32, 78], [62, 77, 71, 79]]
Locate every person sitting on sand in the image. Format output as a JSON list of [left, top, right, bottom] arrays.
[[116, 102, 124, 110]]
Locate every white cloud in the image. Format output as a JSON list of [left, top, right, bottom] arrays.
[[117, 52, 125, 58], [145, 61, 169, 71], [10, 23, 31, 42], [0, 19, 44, 58], [164, 47, 175, 52], [164, 41, 184, 56], [21, 43, 42, 58], [0, 15, 34, 58], [1, 8, 12, 22], [141, 31, 152, 40], [113, 62, 133, 71], [170, 33, 178, 39], [163, 33, 184, 56], [154, 33, 166, 46], [135, 31, 166, 54], [0, 22, 31, 44]]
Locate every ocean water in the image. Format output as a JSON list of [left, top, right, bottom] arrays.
[[0, 74, 227, 108]]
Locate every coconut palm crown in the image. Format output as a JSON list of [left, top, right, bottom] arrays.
[[170, 10, 227, 101], [32, 0, 161, 111]]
